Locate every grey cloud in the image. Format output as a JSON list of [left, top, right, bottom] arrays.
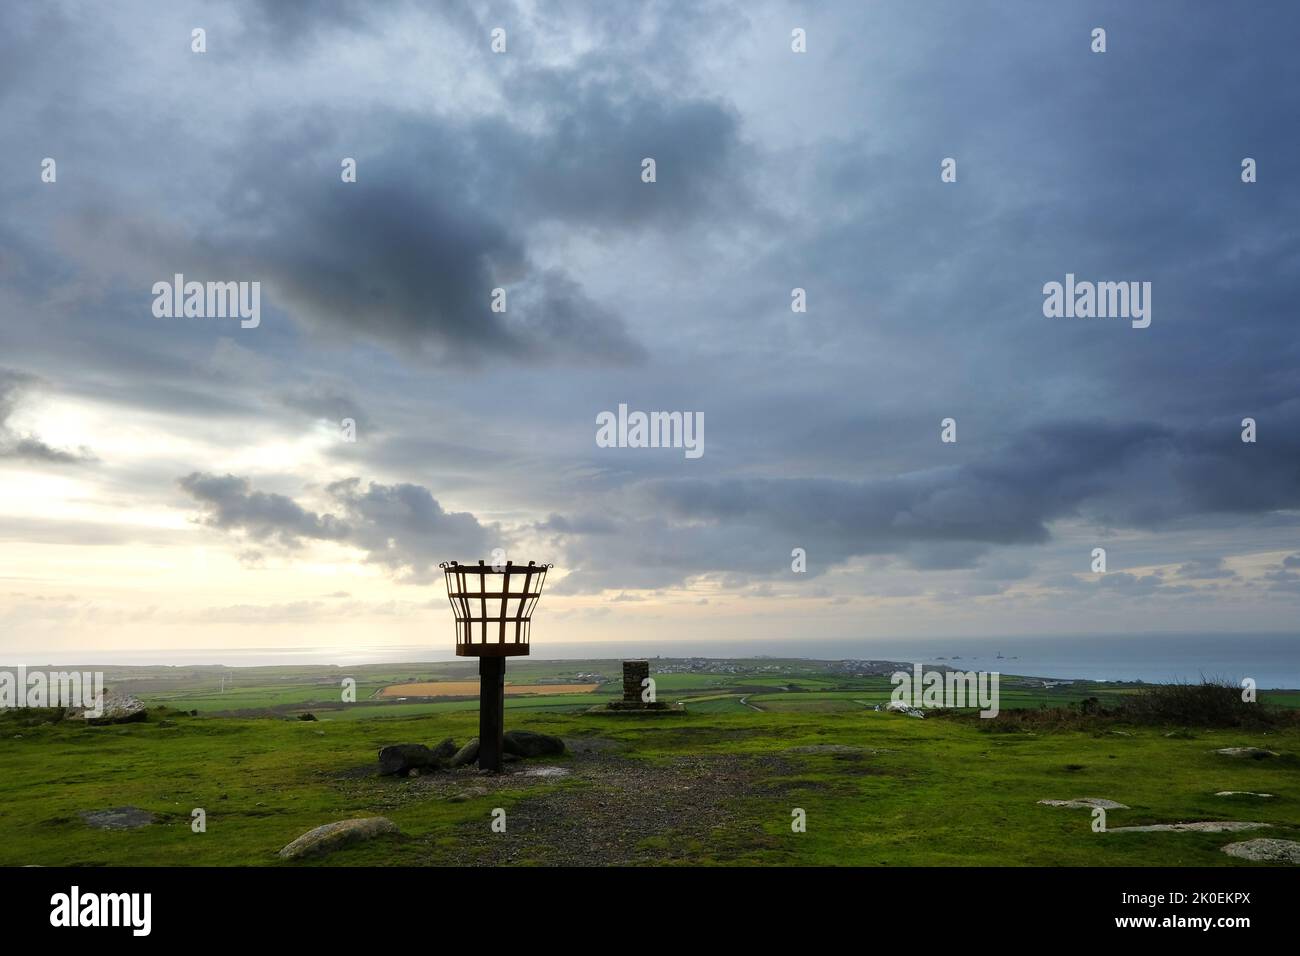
[[1176, 557, 1238, 580], [178, 472, 498, 584], [499, 73, 754, 230], [186, 117, 652, 366], [547, 416, 1300, 592], [325, 478, 497, 582], [903, 542, 991, 571], [278, 383, 374, 433], [178, 473, 351, 548], [4, 1, 1300, 636], [241, 0, 383, 50]]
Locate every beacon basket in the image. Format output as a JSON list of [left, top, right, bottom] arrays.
[[439, 560, 552, 658]]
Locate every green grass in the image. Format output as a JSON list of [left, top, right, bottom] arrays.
[[2, 701, 1296, 866], [318, 694, 605, 721], [4, 660, 1295, 866]]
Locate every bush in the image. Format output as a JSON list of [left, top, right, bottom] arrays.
[[951, 679, 1297, 731], [1117, 678, 1270, 727]]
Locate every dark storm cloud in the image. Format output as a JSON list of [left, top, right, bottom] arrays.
[[4, 0, 1300, 625], [546, 414, 1300, 592], [187, 68, 749, 364], [736, 0, 1300, 446], [178, 473, 498, 582], [149, 91, 742, 365], [3, 2, 751, 370]]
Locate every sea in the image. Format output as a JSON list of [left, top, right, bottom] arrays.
[[11, 632, 1299, 688]]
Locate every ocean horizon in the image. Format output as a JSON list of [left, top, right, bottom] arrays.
[[8, 632, 1298, 688]]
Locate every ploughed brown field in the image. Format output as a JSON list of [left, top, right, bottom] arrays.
[[377, 681, 599, 698]]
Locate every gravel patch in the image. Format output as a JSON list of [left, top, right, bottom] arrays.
[[1221, 838, 1300, 863], [430, 751, 797, 865], [79, 807, 154, 830]]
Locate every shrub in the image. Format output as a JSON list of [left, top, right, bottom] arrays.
[[949, 678, 1298, 731], [1117, 678, 1263, 727]]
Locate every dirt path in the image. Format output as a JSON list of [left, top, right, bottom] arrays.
[[446, 751, 792, 865], [370, 740, 798, 865]]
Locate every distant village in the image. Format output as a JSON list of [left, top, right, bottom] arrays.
[[565, 656, 1083, 689]]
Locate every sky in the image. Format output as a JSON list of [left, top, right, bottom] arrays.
[[1, 0, 1299, 663]]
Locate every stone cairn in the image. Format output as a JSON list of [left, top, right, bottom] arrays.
[[586, 660, 684, 714], [622, 661, 650, 703], [601, 659, 682, 712]]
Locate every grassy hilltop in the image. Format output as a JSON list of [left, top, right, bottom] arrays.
[[1, 658, 1297, 866]]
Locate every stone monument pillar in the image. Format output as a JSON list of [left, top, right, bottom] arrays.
[[623, 660, 650, 704]]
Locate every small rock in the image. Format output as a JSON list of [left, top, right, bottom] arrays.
[[1221, 838, 1300, 864], [297, 712, 317, 722], [1213, 747, 1279, 759], [429, 737, 457, 759], [378, 743, 441, 776], [277, 817, 400, 860], [503, 730, 566, 757], [450, 738, 480, 767], [1038, 797, 1129, 810], [68, 695, 148, 725]]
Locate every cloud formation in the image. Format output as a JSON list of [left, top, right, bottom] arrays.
[[2, 0, 1299, 652], [179, 473, 497, 583], [0, 370, 93, 463]]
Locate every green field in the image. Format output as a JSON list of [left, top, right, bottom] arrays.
[[1, 658, 1296, 866]]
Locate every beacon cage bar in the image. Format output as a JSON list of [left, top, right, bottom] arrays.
[[439, 560, 552, 657]]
